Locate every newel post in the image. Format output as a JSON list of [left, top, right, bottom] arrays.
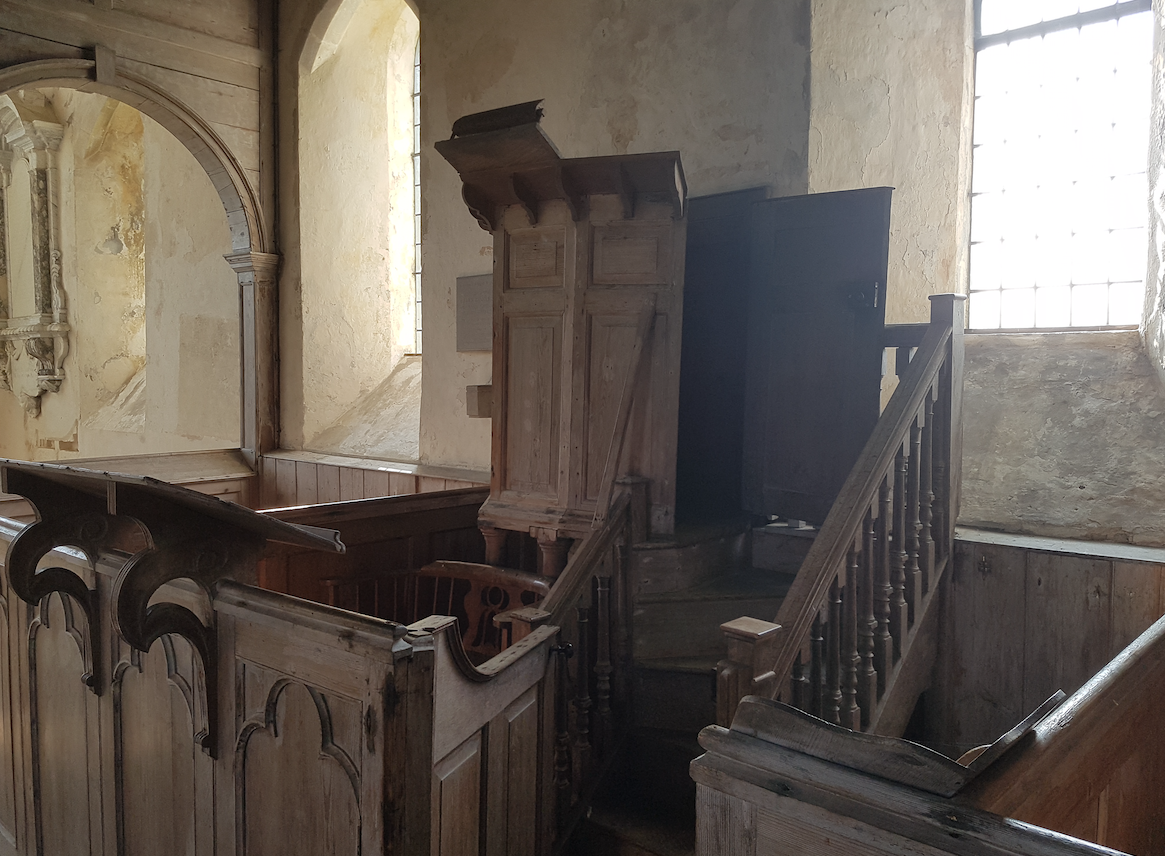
[[717, 616, 782, 726], [927, 294, 965, 558], [226, 251, 280, 470]]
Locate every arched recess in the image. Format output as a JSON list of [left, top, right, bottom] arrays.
[[0, 56, 279, 463], [301, 0, 420, 77], [0, 57, 264, 254], [290, 0, 422, 458]]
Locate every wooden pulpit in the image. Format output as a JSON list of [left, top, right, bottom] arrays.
[[436, 102, 687, 575]]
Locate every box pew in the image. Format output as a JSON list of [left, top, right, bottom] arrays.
[[0, 461, 562, 856]]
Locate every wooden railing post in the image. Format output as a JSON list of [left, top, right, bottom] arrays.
[[928, 293, 965, 561], [714, 295, 965, 740], [716, 617, 782, 726]]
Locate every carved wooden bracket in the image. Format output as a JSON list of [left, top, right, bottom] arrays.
[[6, 506, 139, 691], [1, 459, 345, 758], [112, 523, 262, 756]]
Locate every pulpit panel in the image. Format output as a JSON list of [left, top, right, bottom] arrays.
[[582, 313, 642, 503], [502, 317, 562, 498], [591, 222, 673, 286], [508, 228, 567, 290]]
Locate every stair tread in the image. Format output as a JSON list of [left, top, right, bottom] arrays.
[[574, 799, 695, 856], [638, 568, 796, 604], [635, 655, 720, 674]]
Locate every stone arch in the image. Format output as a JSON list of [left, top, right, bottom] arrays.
[[0, 57, 266, 254], [0, 57, 277, 461], [300, 0, 419, 75]]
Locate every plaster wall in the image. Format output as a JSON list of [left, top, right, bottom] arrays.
[[139, 111, 240, 454], [808, 0, 974, 324], [0, 89, 238, 460], [960, 331, 1165, 547], [290, 0, 418, 450], [418, 0, 812, 469], [1144, 4, 1165, 382]]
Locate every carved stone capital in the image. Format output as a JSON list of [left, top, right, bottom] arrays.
[[224, 250, 279, 284]]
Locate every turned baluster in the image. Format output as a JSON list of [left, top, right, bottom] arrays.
[[574, 606, 592, 778], [874, 475, 893, 692], [825, 579, 842, 726], [594, 576, 613, 757], [919, 388, 936, 593], [906, 417, 923, 625], [553, 642, 574, 823], [858, 508, 878, 726], [933, 371, 951, 562], [810, 613, 825, 718], [791, 644, 811, 711], [611, 541, 632, 711], [841, 546, 861, 730], [890, 448, 909, 659]]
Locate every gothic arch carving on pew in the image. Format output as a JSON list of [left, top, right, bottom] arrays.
[[112, 531, 262, 757], [234, 679, 362, 855], [111, 635, 207, 856], [27, 591, 98, 856]]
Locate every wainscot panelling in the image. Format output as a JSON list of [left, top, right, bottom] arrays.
[[929, 530, 1165, 756]]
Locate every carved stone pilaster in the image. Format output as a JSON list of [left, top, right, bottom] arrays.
[[225, 251, 280, 466], [0, 95, 68, 416]]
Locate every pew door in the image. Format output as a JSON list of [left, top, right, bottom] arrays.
[[742, 187, 892, 524]]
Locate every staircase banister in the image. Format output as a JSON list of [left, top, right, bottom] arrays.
[[540, 490, 632, 621], [766, 305, 957, 695], [959, 610, 1165, 822]]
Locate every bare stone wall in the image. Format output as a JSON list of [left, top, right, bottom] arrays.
[[961, 331, 1165, 547]]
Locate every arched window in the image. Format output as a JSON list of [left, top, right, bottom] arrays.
[[413, 38, 422, 355], [294, 0, 421, 460]]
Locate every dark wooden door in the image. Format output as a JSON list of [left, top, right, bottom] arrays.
[[742, 187, 892, 524], [675, 187, 767, 524]]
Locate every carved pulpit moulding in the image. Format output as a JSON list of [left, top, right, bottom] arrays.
[[0, 91, 70, 417], [0, 459, 345, 756]]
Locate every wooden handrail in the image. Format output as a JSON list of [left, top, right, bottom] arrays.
[[694, 696, 1132, 856], [882, 322, 929, 350], [720, 294, 965, 731], [959, 612, 1165, 843], [541, 491, 631, 620], [768, 312, 952, 690]]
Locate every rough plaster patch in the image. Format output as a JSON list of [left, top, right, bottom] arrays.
[[961, 332, 1165, 546]]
